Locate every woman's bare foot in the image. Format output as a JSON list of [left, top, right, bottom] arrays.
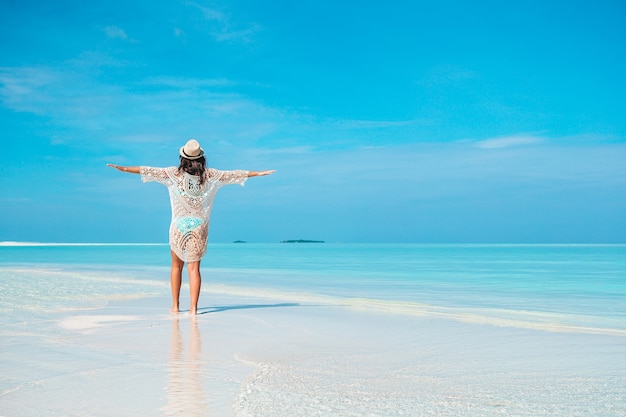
[[189, 309, 198, 315], [170, 306, 180, 314]]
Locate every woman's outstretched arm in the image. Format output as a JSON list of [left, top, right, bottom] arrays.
[[107, 164, 141, 174], [247, 170, 276, 177]]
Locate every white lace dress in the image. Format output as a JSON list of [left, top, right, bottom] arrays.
[[140, 166, 249, 262]]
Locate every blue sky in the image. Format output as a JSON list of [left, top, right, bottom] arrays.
[[1, 0, 625, 243]]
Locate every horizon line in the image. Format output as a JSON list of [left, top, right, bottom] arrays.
[[1, 241, 625, 247]]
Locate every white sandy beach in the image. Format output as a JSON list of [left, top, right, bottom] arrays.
[[2, 288, 625, 417]]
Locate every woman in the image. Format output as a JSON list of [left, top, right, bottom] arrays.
[[108, 139, 275, 314]]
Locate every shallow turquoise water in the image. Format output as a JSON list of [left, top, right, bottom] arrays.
[[1, 243, 625, 417], [1, 243, 625, 330]]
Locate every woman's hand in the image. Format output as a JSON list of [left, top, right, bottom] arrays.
[[107, 164, 140, 174], [248, 170, 276, 177]]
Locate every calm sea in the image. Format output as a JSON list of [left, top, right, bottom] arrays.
[[1, 243, 625, 332]]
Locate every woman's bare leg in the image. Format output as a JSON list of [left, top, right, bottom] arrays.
[[187, 260, 202, 315], [170, 251, 184, 313]]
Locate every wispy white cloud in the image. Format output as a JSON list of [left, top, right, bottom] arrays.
[[212, 24, 261, 43], [186, 1, 260, 43], [2, 61, 623, 198], [0, 66, 60, 114], [216, 138, 626, 241], [142, 76, 237, 89], [475, 134, 543, 149], [0, 197, 33, 203], [0, 64, 289, 156], [195, 4, 226, 22], [104, 25, 128, 40], [329, 118, 430, 130]]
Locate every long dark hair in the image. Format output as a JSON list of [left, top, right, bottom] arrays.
[[178, 156, 207, 184]]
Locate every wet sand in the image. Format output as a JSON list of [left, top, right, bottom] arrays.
[[2, 291, 625, 416]]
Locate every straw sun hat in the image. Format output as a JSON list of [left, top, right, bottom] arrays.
[[180, 139, 204, 160]]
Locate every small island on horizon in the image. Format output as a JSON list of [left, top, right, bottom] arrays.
[[280, 239, 325, 243]]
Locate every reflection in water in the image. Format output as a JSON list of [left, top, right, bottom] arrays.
[[164, 317, 208, 416]]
